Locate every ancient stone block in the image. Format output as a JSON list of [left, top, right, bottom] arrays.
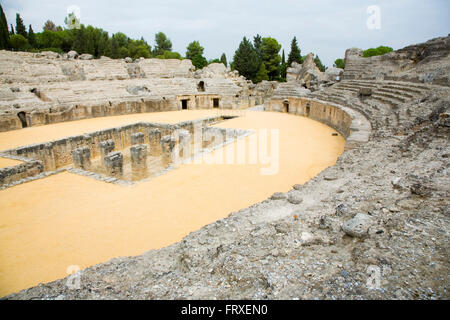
[[104, 151, 123, 176], [359, 88, 372, 97], [149, 128, 162, 156], [178, 130, 191, 160], [131, 132, 145, 145], [161, 135, 177, 165], [130, 144, 148, 170], [99, 140, 115, 162], [72, 146, 91, 170]]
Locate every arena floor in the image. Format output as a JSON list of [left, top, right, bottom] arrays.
[[0, 110, 345, 296]]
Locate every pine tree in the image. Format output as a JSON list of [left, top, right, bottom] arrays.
[[314, 55, 326, 72], [287, 36, 302, 67], [233, 37, 260, 82], [154, 32, 172, 56], [260, 37, 281, 81], [220, 53, 227, 67], [43, 20, 56, 32], [254, 63, 269, 83], [186, 41, 207, 69], [27, 25, 36, 48], [0, 4, 10, 49], [15, 13, 27, 38]]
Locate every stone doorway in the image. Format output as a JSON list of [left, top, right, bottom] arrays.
[[306, 103, 311, 117], [17, 112, 27, 128], [213, 98, 220, 108], [181, 99, 188, 110], [283, 100, 290, 113]]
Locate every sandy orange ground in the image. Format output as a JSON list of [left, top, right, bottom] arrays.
[[0, 157, 21, 168], [0, 110, 345, 296]]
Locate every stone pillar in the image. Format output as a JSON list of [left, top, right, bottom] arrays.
[[104, 151, 123, 176], [178, 130, 191, 160], [149, 128, 162, 156], [99, 140, 115, 163], [131, 132, 145, 145], [161, 135, 177, 165], [72, 146, 91, 170], [130, 144, 148, 170]]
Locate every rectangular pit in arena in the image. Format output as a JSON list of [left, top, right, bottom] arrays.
[[0, 115, 252, 187]]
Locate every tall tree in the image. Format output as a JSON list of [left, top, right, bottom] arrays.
[[261, 37, 281, 81], [253, 34, 263, 61], [186, 41, 207, 69], [15, 13, 27, 38], [287, 36, 302, 67], [254, 62, 269, 83], [0, 4, 10, 49], [153, 32, 172, 56], [27, 25, 36, 48], [43, 20, 56, 32], [10, 24, 14, 35], [233, 37, 260, 82], [314, 55, 326, 72], [280, 49, 287, 80], [220, 53, 227, 67]]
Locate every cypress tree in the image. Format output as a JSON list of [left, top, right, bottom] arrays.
[[281, 49, 287, 80], [27, 25, 36, 48], [314, 55, 326, 72], [0, 4, 10, 49], [287, 36, 302, 67], [15, 13, 27, 38], [10, 24, 14, 35], [220, 53, 227, 67]]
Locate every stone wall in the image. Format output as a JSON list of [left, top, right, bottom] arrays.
[[343, 35, 450, 86], [267, 97, 370, 150], [0, 154, 44, 186]]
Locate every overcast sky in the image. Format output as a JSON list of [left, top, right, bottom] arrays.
[[2, 0, 449, 67]]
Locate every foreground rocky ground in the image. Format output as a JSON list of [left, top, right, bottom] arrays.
[[6, 86, 449, 300]]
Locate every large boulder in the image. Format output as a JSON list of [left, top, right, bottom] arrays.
[[67, 51, 78, 59], [78, 54, 94, 60], [324, 67, 344, 82]]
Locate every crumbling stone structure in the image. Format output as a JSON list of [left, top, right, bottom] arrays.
[[72, 146, 91, 170], [104, 152, 123, 176], [130, 144, 148, 170]]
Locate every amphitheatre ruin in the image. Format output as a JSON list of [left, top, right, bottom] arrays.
[[0, 34, 449, 300]]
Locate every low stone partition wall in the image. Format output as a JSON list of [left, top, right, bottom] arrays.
[[0, 115, 247, 188], [267, 97, 371, 149], [0, 153, 44, 187], [0, 96, 178, 132]]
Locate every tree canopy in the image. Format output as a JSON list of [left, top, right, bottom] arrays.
[[186, 41, 207, 69], [233, 37, 260, 82], [287, 36, 302, 67], [261, 37, 282, 81], [334, 58, 345, 69], [0, 4, 10, 49], [153, 32, 172, 56], [362, 46, 394, 58]]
